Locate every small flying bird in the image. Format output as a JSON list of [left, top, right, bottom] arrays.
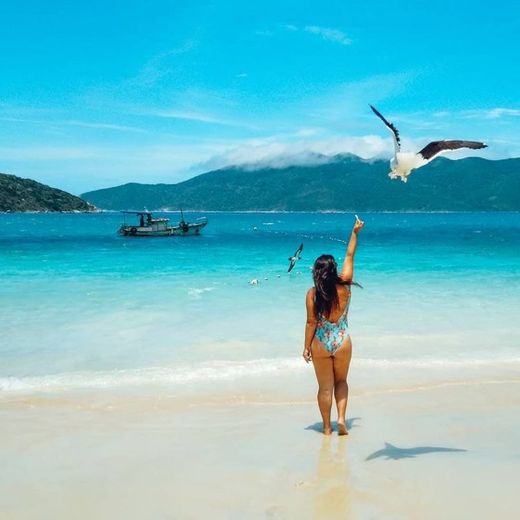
[[249, 279, 259, 285], [369, 105, 487, 182], [288, 243, 303, 273]]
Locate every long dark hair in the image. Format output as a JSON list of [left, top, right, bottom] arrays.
[[312, 254, 361, 319]]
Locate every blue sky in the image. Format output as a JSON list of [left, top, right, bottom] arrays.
[[1, 0, 519, 193]]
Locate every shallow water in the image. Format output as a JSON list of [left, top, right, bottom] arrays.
[[1, 212, 519, 392]]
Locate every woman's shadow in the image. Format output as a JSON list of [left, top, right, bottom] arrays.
[[305, 417, 361, 434]]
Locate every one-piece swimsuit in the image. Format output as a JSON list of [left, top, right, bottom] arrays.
[[315, 293, 350, 354]]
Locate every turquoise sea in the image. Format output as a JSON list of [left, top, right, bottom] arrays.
[[1, 212, 519, 392]]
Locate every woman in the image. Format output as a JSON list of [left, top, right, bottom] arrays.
[[303, 216, 364, 435]]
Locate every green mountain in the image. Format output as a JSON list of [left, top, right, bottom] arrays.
[[0, 173, 95, 212], [82, 155, 520, 211]]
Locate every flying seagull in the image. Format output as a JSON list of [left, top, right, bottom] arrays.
[[369, 105, 487, 182], [288, 243, 303, 273]]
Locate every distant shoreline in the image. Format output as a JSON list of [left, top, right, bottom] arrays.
[[0, 209, 100, 214], [2, 210, 519, 215]]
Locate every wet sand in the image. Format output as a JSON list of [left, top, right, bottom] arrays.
[[1, 376, 519, 519]]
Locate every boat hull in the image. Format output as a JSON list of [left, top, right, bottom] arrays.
[[119, 220, 207, 237]]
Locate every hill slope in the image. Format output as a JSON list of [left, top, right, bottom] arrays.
[[0, 173, 95, 212], [82, 155, 520, 211]]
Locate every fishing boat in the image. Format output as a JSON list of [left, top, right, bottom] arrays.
[[118, 210, 208, 237]]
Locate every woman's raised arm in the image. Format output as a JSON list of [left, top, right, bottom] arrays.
[[340, 215, 364, 282]]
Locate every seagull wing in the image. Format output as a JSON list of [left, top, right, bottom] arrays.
[[288, 243, 303, 272], [418, 140, 487, 161], [370, 105, 401, 154]]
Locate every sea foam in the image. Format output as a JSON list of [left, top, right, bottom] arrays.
[[1, 356, 519, 394]]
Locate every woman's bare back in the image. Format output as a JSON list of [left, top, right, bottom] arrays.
[[323, 284, 351, 322]]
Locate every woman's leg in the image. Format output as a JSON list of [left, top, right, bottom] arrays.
[[311, 341, 335, 435], [333, 337, 352, 435]]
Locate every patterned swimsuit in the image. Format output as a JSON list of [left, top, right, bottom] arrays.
[[315, 294, 351, 355]]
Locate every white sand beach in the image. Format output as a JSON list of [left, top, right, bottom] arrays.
[[1, 367, 519, 520]]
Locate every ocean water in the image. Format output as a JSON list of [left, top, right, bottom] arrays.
[[1, 212, 519, 393]]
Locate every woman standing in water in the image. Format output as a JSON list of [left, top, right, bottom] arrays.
[[303, 216, 364, 435]]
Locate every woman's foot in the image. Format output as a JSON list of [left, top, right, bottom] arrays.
[[337, 421, 348, 436]]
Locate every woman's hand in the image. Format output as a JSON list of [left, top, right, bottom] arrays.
[[341, 215, 363, 282], [353, 214, 365, 234], [302, 348, 312, 363]]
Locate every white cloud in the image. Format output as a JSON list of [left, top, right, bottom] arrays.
[[60, 120, 146, 132], [0, 114, 146, 133], [254, 29, 274, 37], [192, 135, 396, 172], [294, 127, 324, 137], [147, 108, 257, 129], [465, 108, 520, 119], [151, 110, 226, 124], [431, 107, 520, 120], [128, 41, 198, 89], [280, 24, 352, 45], [304, 26, 352, 45]]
